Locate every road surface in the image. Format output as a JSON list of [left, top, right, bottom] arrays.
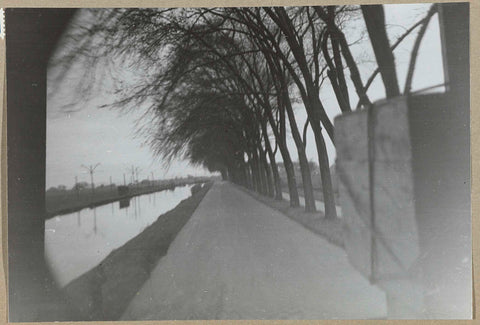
[[121, 181, 386, 320]]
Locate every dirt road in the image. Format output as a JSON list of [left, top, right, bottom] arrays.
[[121, 181, 386, 320]]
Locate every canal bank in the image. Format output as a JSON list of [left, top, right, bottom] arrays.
[[46, 177, 213, 218], [56, 182, 212, 321], [46, 184, 199, 286]]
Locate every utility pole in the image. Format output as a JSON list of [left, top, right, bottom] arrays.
[[74, 175, 79, 199], [81, 163, 100, 199], [127, 165, 136, 185], [135, 167, 141, 185], [123, 173, 126, 186], [126, 165, 140, 189]]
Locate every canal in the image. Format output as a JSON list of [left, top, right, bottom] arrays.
[[45, 185, 194, 287]]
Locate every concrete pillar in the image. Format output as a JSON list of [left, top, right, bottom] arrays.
[[335, 3, 470, 318]]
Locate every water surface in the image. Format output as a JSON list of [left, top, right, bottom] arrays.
[[45, 185, 193, 287]]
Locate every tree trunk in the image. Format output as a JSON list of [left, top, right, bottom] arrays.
[[248, 155, 260, 193], [233, 164, 241, 185], [315, 6, 371, 107], [331, 35, 351, 109], [259, 145, 275, 198], [252, 147, 267, 195], [227, 165, 234, 183], [221, 167, 228, 181], [261, 122, 283, 200], [247, 152, 254, 189], [322, 31, 351, 113], [361, 5, 400, 98], [284, 77, 336, 215], [309, 117, 338, 219], [283, 92, 317, 212], [239, 161, 247, 187], [266, 7, 335, 142], [265, 106, 300, 207], [244, 159, 253, 189]]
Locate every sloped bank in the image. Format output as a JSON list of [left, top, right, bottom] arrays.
[[237, 184, 344, 249], [61, 182, 213, 321]]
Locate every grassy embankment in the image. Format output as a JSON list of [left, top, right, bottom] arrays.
[[46, 177, 212, 218], [61, 182, 212, 321], [278, 164, 340, 202], [237, 183, 345, 249]]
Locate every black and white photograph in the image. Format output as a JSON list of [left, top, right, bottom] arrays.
[[5, 1, 471, 321]]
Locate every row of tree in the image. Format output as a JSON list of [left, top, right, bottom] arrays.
[[54, 5, 436, 218]]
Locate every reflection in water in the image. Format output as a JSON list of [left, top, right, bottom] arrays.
[[134, 196, 138, 219], [44, 185, 193, 287], [119, 198, 130, 209], [138, 196, 141, 217], [93, 208, 97, 235]]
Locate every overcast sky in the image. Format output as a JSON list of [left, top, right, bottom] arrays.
[[46, 3, 444, 189]]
